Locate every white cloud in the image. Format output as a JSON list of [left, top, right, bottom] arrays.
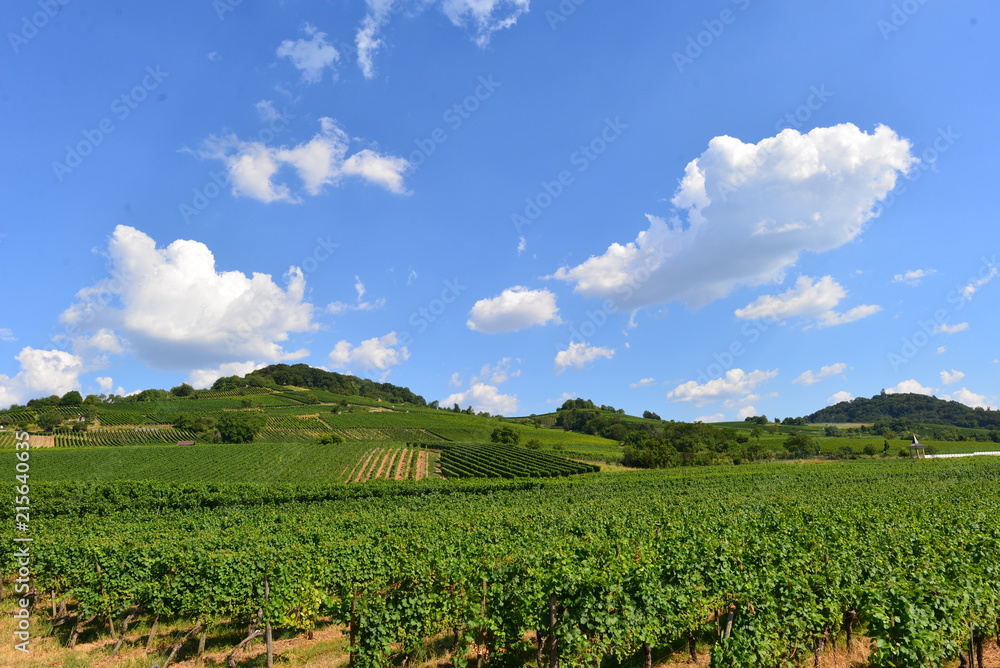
[[552, 124, 915, 310], [0, 347, 84, 408], [547, 391, 576, 405], [827, 390, 853, 405], [328, 276, 386, 314], [695, 412, 727, 423], [190, 118, 409, 202], [355, 0, 529, 78], [892, 268, 936, 286], [667, 368, 778, 407], [935, 322, 969, 334], [473, 357, 521, 385], [554, 342, 614, 373], [793, 362, 848, 386], [937, 346, 947, 354], [940, 369, 965, 386], [467, 287, 561, 333], [630, 377, 656, 388], [735, 276, 880, 328], [95, 376, 114, 392], [517, 236, 527, 254], [60, 226, 315, 372], [945, 387, 989, 409], [277, 24, 340, 84], [187, 361, 267, 390], [255, 100, 281, 122], [884, 379, 934, 396], [0, 328, 14, 342], [736, 406, 757, 420], [959, 265, 998, 302], [440, 382, 518, 416], [329, 332, 409, 377], [448, 371, 463, 387]]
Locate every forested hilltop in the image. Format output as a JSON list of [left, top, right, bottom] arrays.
[[217, 363, 427, 406], [806, 391, 1000, 429]]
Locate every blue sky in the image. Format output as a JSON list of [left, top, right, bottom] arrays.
[[1, 0, 997, 420]]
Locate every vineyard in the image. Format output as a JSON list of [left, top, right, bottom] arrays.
[[52, 427, 199, 447], [439, 442, 600, 478], [3, 458, 1000, 667]]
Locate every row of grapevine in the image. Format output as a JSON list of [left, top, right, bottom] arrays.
[[265, 415, 330, 429], [438, 443, 599, 478]]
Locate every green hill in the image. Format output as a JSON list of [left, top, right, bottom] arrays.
[[805, 392, 1000, 429]]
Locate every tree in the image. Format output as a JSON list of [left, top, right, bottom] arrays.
[[784, 433, 819, 459], [315, 434, 345, 445], [170, 383, 195, 397], [862, 443, 877, 457], [216, 411, 267, 444], [37, 412, 62, 432], [642, 410, 662, 421], [59, 390, 83, 406], [824, 425, 840, 437], [525, 438, 542, 450], [490, 425, 520, 445], [83, 394, 101, 405]]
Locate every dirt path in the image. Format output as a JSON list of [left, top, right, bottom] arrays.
[[351, 449, 380, 483], [374, 450, 393, 479], [415, 450, 427, 480], [395, 449, 410, 480]]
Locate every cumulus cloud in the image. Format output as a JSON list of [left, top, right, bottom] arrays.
[[945, 387, 989, 409], [189, 118, 409, 203], [554, 342, 614, 373], [467, 287, 561, 333], [0, 347, 84, 408], [187, 361, 268, 390], [277, 24, 340, 84], [793, 362, 848, 386], [474, 357, 521, 385], [940, 369, 965, 386], [827, 390, 853, 405], [892, 268, 936, 286], [735, 276, 880, 328], [329, 332, 409, 377], [60, 226, 315, 372], [667, 368, 778, 407], [95, 376, 114, 392], [630, 377, 656, 388], [255, 100, 281, 122], [884, 379, 934, 396], [935, 322, 969, 334], [355, 0, 529, 78], [736, 406, 757, 420], [328, 276, 386, 314], [0, 328, 14, 342], [937, 346, 948, 354], [695, 412, 727, 423], [552, 124, 914, 310], [440, 382, 518, 416]]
